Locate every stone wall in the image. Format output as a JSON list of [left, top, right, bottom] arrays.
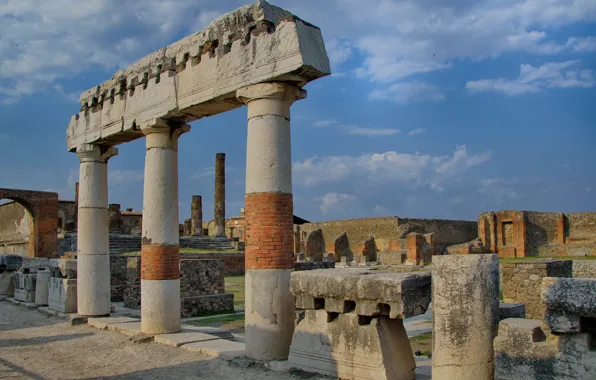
[[180, 252, 244, 276], [299, 216, 477, 256], [123, 256, 141, 309], [572, 260, 596, 278], [57, 201, 76, 232], [526, 211, 561, 256], [110, 255, 128, 302], [0, 201, 31, 255], [179, 259, 225, 296], [501, 260, 572, 319], [121, 212, 142, 235]]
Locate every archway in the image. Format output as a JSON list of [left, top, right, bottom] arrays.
[[0, 189, 59, 258]]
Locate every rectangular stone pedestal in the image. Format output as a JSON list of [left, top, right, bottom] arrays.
[[180, 294, 234, 317], [14, 288, 35, 302], [289, 310, 415, 380], [0, 271, 15, 296], [13, 273, 37, 302], [48, 277, 77, 313]]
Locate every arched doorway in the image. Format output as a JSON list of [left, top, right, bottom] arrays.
[[0, 189, 59, 258]]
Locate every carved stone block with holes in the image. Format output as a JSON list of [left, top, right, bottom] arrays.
[[288, 268, 431, 380]]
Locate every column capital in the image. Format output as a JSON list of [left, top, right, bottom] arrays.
[[76, 144, 118, 163], [236, 82, 307, 105], [139, 117, 191, 137]]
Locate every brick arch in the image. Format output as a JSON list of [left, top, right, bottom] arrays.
[[0, 188, 59, 258]]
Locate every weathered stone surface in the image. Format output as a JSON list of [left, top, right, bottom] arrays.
[[290, 268, 431, 319], [288, 310, 415, 380], [180, 259, 225, 297], [0, 270, 15, 296], [182, 339, 246, 360], [49, 259, 77, 279], [110, 255, 128, 302], [48, 277, 77, 313], [494, 318, 596, 380], [0, 254, 23, 271], [501, 260, 572, 320], [363, 235, 377, 262], [124, 256, 141, 308], [35, 268, 50, 306], [180, 294, 234, 317], [572, 260, 596, 278], [432, 254, 500, 380], [21, 258, 50, 273], [66, 1, 330, 151], [14, 288, 35, 302], [333, 232, 352, 262], [542, 277, 596, 333], [294, 261, 334, 271], [305, 228, 325, 261], [154, 330, 219, 347]]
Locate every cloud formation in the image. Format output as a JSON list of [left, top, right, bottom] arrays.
[[467, 60, 595, 95], [318, 192, 357, 215]]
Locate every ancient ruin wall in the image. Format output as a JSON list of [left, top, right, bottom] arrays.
[[526, 212, 561, 256], [0, 202, 31, 255], [398, 217, 477, 252]]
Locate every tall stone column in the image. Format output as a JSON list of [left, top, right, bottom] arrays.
[[140, 119, 190, 334], [237, 82, 306, 360], [214, 153, 226, 237], [76, 143, 118, 316], [191, 195, 202, 235], [432, 254, 500, 380]]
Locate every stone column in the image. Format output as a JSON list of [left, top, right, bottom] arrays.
[[191, 195, 202, 235], [237, 82, 306, 360], [76, 143, 118, 316], [140, 119, 190, 334], [432, 254, 500, 380], [74, 182, 79, 231], [214, 153, 226, 237]]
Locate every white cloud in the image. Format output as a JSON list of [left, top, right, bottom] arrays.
[[478, 177, 536, 204], [347, 128, 400, 136], [312, 120, 337, 127], [192, 168, 215, 180], [467, 60, 595, 96], [293, 145, 492, 192], [408, 128, 427, 136], [369, 82, 445, 104], [325, 37, 353, 68], [318, 192, 357, 215]]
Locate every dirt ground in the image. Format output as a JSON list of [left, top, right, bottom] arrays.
[[0, 302, 326, 380]]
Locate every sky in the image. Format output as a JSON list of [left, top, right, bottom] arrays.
[[0, 0, 595, 223]]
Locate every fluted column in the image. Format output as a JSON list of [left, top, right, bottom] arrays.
[[237, 82, 306, 360], [140, 118, 190, 334], [76, 143, 118, 316]]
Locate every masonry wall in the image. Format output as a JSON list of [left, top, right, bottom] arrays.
[[572, 260, 596, 278], [181, 252, 244, 276], [526, 211, 561, 256], [398, 217, 477, 252], [121, 214, 142, 235], [0, 202, 31, 255], [57, 201, 76, 232]]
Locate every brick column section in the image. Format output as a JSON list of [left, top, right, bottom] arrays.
[[191, 195, 202, 235], [76, 143, 118, 316], [140, 118, 190, 334], [214, 153, 226, 237], [237, 82, 306, 361]]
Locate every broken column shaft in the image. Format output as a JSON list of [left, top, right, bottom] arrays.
[[191, 195, 202, 235], [214, 153, 226, 237]]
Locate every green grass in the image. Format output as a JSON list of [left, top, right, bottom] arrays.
[[409, 332, 432, 357], [225, 275, 245, 309], [186, 313, 245, 334], [499, 255, 596, 263]]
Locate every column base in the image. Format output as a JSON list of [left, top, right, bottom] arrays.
[[141, 279, 181, 334]]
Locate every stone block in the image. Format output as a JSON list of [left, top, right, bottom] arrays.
[[49, 259, 77, 279], [541, 277, 596, 333], [180, 294, 234, 318], [305, 228, 325, 261], [499, 303, 526, 321], [35, 268, 50, 306], [0, 271, 15, 296], [182, 339, 246, 360], [48, 277, 77, 313], [0, 254, 23, 271], [288, 310, 415, 380], [21, 258, 50, 273], [14, 288, 35, 303], [290, 268, 431, 319]]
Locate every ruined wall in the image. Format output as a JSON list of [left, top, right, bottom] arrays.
[[57, 201, 76, 232], [0, 202, 31, 255], [121, 212, 142, 235], [180, 252, 244, 276], [300, 216, 476, 255], [572, 260, 596, 278], [526, 212, 560, 256]]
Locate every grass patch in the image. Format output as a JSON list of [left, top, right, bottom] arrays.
[[499, 255, 596, 263], [409, 331, 432, 357], [225, 275, 245, 309], [119, 248, 239, 255], [186, 313, 245, 334]]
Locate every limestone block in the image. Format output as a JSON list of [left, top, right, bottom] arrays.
[[35, 269, 50, 306], [432, 254, 500, 380], [290, 268, 431, 319], [288, 310, 415, 380], [0, 254, 24, 271], [305, 228, 325, 261], [0, 271, 15, 296], [49, 259, 77, 279], [14, 288, 35, 303], [542, 277, 596, 333], [21, 258, 50, 273], [48, 277, 77, 313], [24, 274, 37, 291], [67, 1, 330, 151]]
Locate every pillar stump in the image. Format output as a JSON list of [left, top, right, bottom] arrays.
[[432, 254, 500, 380], [76, 144, 118, 316], [191, 195, 203, 235], [140, 119, 190, 334], [237, 82, 306, 360]]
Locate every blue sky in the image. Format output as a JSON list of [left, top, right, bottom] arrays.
[[1, 0, 595, 223]]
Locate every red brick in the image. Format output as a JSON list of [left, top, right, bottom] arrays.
[[141, 244, 180, 280]]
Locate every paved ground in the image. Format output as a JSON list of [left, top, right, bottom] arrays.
[[0, 301, 431, 379], [0, 302, 326, 380]]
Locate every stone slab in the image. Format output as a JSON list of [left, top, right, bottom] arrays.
[[14, 288, 35, 303], [154, 330, 220, 347], [182, 325, 235, 340], [182, 339, 246, 360], [106, 321, 143, 336], [88, 317, 139, 330], [290, 268, 431, 319]]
